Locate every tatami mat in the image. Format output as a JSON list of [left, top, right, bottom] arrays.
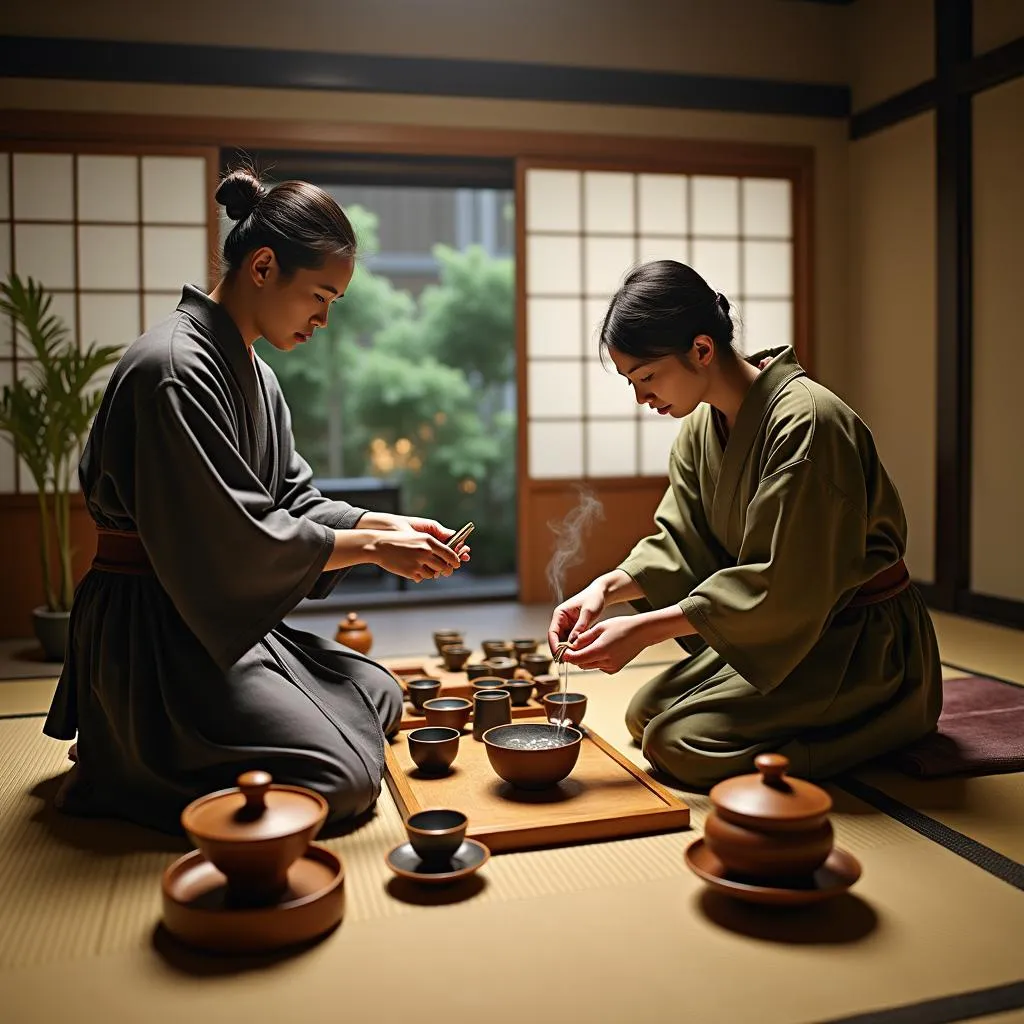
[[2, 646, 1024, 1022], [1, 798, 1023, 1024]]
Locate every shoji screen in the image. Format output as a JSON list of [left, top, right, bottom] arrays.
[[522, 165, 796, 482], [0, 147, 216, 494], [517, 158, 805, 602]]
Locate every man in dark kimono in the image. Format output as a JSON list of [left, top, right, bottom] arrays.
[[44, 285, 433, 833]]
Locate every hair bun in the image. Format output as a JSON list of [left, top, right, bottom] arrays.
[[215, 169, 266, 221], [716, 292, 731, 315]]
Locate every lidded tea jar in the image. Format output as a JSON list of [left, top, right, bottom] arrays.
[[703, 754, 834, 878], [181, 770, 329, 904]]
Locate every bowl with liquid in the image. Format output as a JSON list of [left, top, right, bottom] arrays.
[[483, 723, 583, 789], [543, 692, 587, 727]]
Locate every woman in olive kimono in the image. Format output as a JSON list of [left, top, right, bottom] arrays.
[[549, 260, 941, 788], [45, 169, 467, 833]]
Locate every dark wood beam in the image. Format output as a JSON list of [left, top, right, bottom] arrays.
[[0, 36, 850, 120], [933, 0, 974, 610]]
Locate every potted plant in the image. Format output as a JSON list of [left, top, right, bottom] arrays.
[[0, 273, 122, 660]]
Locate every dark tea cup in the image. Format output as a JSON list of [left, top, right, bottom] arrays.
[[406, 678, 442, 711], [423, 697, 473, 732], [471, 676, 509, 694], [521, 653, 552, 676], [405, 809, 468, 863], [481, 640, 514, 659], [407, 727, 460, 774], [432, 631, 464, 655], [472, 689, 512, 741], [466, 663, 494, 682], [512, 638, 538, 662], [543, 692, 588, 727], [440, 645, 472, 672], [483, 657, 517, 680], [502, 679, 535, 707], [532, 674, 560, 700]]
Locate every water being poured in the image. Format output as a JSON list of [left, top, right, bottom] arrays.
[[545, 488, 603, 739]]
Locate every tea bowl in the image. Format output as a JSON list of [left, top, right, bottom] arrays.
[[543, 692, 588, 727], [520, 653, 552, 677], [531, 674, 560, 700], [483, 657, 517, 680], [466, 663, 494, 682], [483, 723, 583, 789], [440, 645, 472, 672], [432, 630, 464, 655], [405, 809, 468, 863], [406, 678, 442, 711], [502, 679, 535, 707], [423, 697, 473, 732], [512, 638, 538, 661], [481, 640, 514, 659], [471, 675, 509, 694], [407, 727, 460, 774]]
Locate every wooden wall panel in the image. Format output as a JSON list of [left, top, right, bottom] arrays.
[[0, 498, 96, 638], [518, 480, 667, 606]]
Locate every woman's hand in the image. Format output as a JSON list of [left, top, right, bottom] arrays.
[[558, 616, 649, 674], [369, 531, 462, 583], [547, 580, 609, 655]]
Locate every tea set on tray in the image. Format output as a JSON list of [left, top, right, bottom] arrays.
[[158, 626, 862, 955]]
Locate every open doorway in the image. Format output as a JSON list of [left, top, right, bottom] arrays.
[[221, 150, 518, 605]]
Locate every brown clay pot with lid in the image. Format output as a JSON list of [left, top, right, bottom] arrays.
[[703, 754, 834, 879], [335, 611, 373, 655], [181, 770, 329, 905]]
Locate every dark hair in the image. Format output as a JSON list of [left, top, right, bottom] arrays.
[[599, 260, 734, 362], [215, 167, 356, 277]]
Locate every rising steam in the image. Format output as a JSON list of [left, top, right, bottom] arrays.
[[545, 487, 605, 604]]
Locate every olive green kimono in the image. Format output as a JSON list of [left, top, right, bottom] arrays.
[[619, 348, 942, 788]]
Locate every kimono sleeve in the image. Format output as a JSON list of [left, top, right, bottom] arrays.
[[618, 429, 725, 612], [134, 378, 337, 670], [273, 395, 368, 600], [679, 459, 866, 694]]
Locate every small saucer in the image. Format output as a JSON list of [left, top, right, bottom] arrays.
[[385, 839, 490, 885], [161, 842, 345, 953], [685, 838, 861, 906]]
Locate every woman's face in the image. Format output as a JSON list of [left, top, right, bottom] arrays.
[[607, 337, 713, 418], [250, 249, 355, 352]]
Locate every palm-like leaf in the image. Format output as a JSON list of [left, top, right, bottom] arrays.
[[0, 272, 125, 611]]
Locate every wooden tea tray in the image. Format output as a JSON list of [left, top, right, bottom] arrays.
[[384, 721, 690, 853], [382, 655, 548, 731]]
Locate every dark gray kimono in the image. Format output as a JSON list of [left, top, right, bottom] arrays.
[[45, 285, 402, 834]]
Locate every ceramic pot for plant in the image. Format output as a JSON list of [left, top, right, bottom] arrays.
[[32, 606, 69, 662], [335, 612, 372, 655], [703, 754, 834, 879], [180, 770, 328, 906]]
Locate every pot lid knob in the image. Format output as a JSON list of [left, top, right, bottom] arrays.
[[755, 753, 789, 785], [238, 770, 272, 815]]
